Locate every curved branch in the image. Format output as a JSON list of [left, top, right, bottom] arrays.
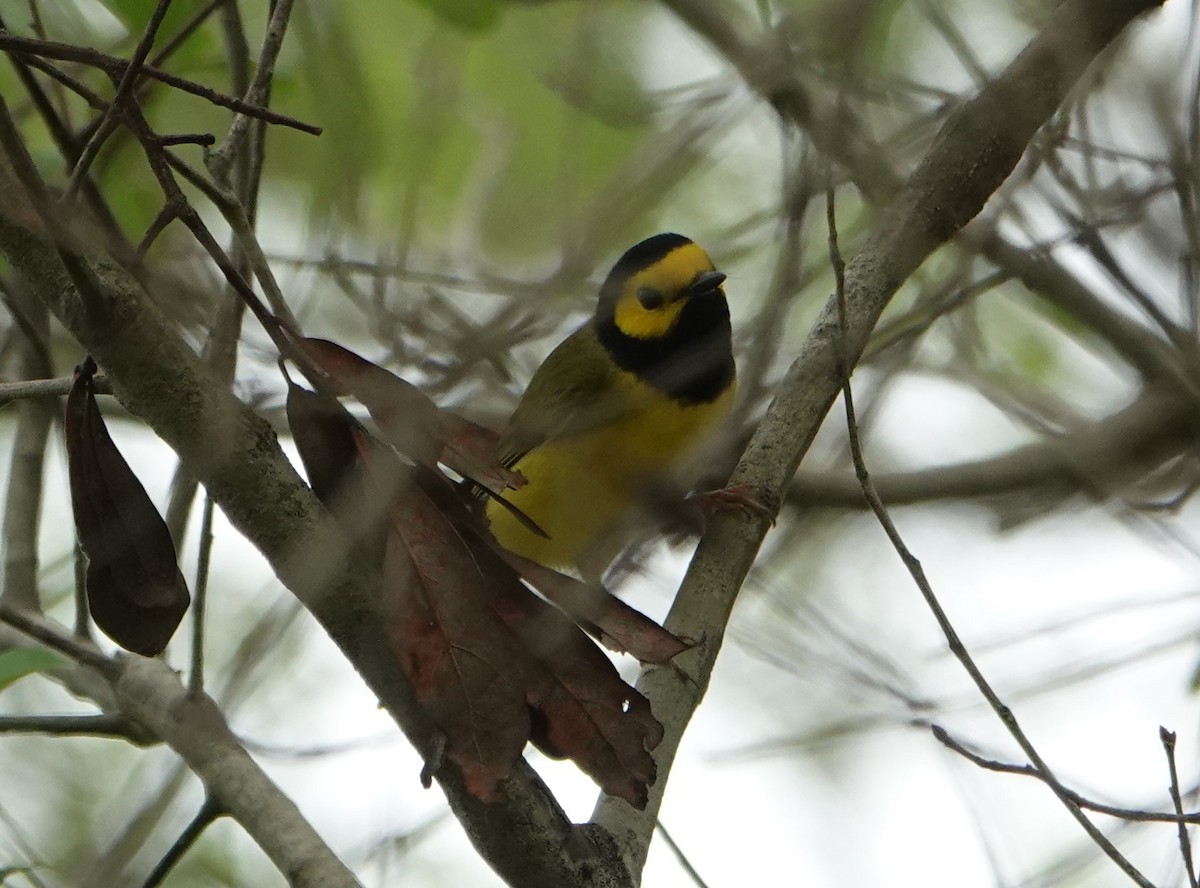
[[0, 95, 625, 888], [114, 657, 360, 888], [593, 0, 1169, 878], [664, 0, 1200, 402], [1, 604, 360, 888]]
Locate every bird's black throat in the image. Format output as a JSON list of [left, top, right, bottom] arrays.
[[596, 289, 735, 405]]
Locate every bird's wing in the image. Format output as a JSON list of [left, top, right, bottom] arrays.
[[499, 323, 629, 467]]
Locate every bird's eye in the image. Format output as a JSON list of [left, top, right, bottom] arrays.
[[637, 287, 664, 310]]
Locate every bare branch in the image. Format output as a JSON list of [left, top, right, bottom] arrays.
[[206, 0, 295, 183], [64, 0, 176, 199], [0, 713, 146, 741], [188, 495, 214, 697], [654, 821, 712, 888], [113, 656, 361, 888], [0, 80, 628, 888], [0, 374, 111, 404], [138, 798, 224, 888], [0, 32, 321, 136], [0, 601, 360, 887], [1162, 727, 1199, 888], [592, 0, 1170, 878], [934, 724, 1200, 826], [0, 604, 116, 676], [827, 185, 1154, 886]]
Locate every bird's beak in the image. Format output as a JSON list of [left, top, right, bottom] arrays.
[[689, 270, 727, 297]]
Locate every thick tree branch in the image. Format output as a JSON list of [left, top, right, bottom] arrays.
[[113, 657, 360, 888], [593, 0, 1168, 877], [0, 99, 625, 888], [1, 603, 359, 888]]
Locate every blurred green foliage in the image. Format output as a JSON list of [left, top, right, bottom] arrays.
[[1, 0, 770, 270], [0, 648, 62, 692]]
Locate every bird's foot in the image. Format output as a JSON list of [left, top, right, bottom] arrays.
[[689, 483, 776, 525]]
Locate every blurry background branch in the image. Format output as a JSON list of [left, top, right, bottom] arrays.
[[0, 0, 1197, 886], [594, 0, 1170, 878], [791, 387, 1200, 509], [0, 77, 626, 888]]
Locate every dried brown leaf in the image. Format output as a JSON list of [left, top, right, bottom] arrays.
[[65, 358, 189, 656], [502, 550, 689, 664]]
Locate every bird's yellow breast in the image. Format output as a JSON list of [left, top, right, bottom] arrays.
[[485, 374, 733, 571]]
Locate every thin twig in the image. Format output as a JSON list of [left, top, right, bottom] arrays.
[[0, 603, 115, 676], [207, 0, 296, 183], [0, 794, 52, 888], [136, 204, 180, 256], [787, 386, 1199, 509], [0, 88, 130, 334], [0, 12, 124, 239], [241, 732, 399, 759], [14, 53, 108, 110], [71, 0, 232, 147], [731, 136, 812, 430], [0, 713, 144, 741], [84, 764, 192, 888], [188, 495, 214, 697], [64, 0, 176, 200], [654, 821, 713, 888], [149, 0, 228, 71], [73, 538, 90, 639], [163, 0, 258, 545], [825, 186, 1155, 888], [1162, 727, 1199, 888], [106, 92, 306, 365], [0, 375, 112, 404], [152, 132, 215, 147], [138, 797, 225, 888], [0, 32, 321, 135], [164, 150, 302, 331], [933, 724, 1200, 825]]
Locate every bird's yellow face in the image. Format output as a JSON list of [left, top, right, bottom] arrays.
[[488, 232, 736, 573], [612, 241, 723, 340]]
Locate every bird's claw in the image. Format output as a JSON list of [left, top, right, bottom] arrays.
[[689, 483, 776, 526]]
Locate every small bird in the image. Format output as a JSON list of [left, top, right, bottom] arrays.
[[486, 233, 735, 580]]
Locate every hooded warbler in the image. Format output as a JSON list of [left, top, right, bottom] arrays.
[[485, 233, 734, 579]]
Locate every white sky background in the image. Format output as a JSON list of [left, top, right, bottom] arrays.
[[3, 1, 1200, 886]]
